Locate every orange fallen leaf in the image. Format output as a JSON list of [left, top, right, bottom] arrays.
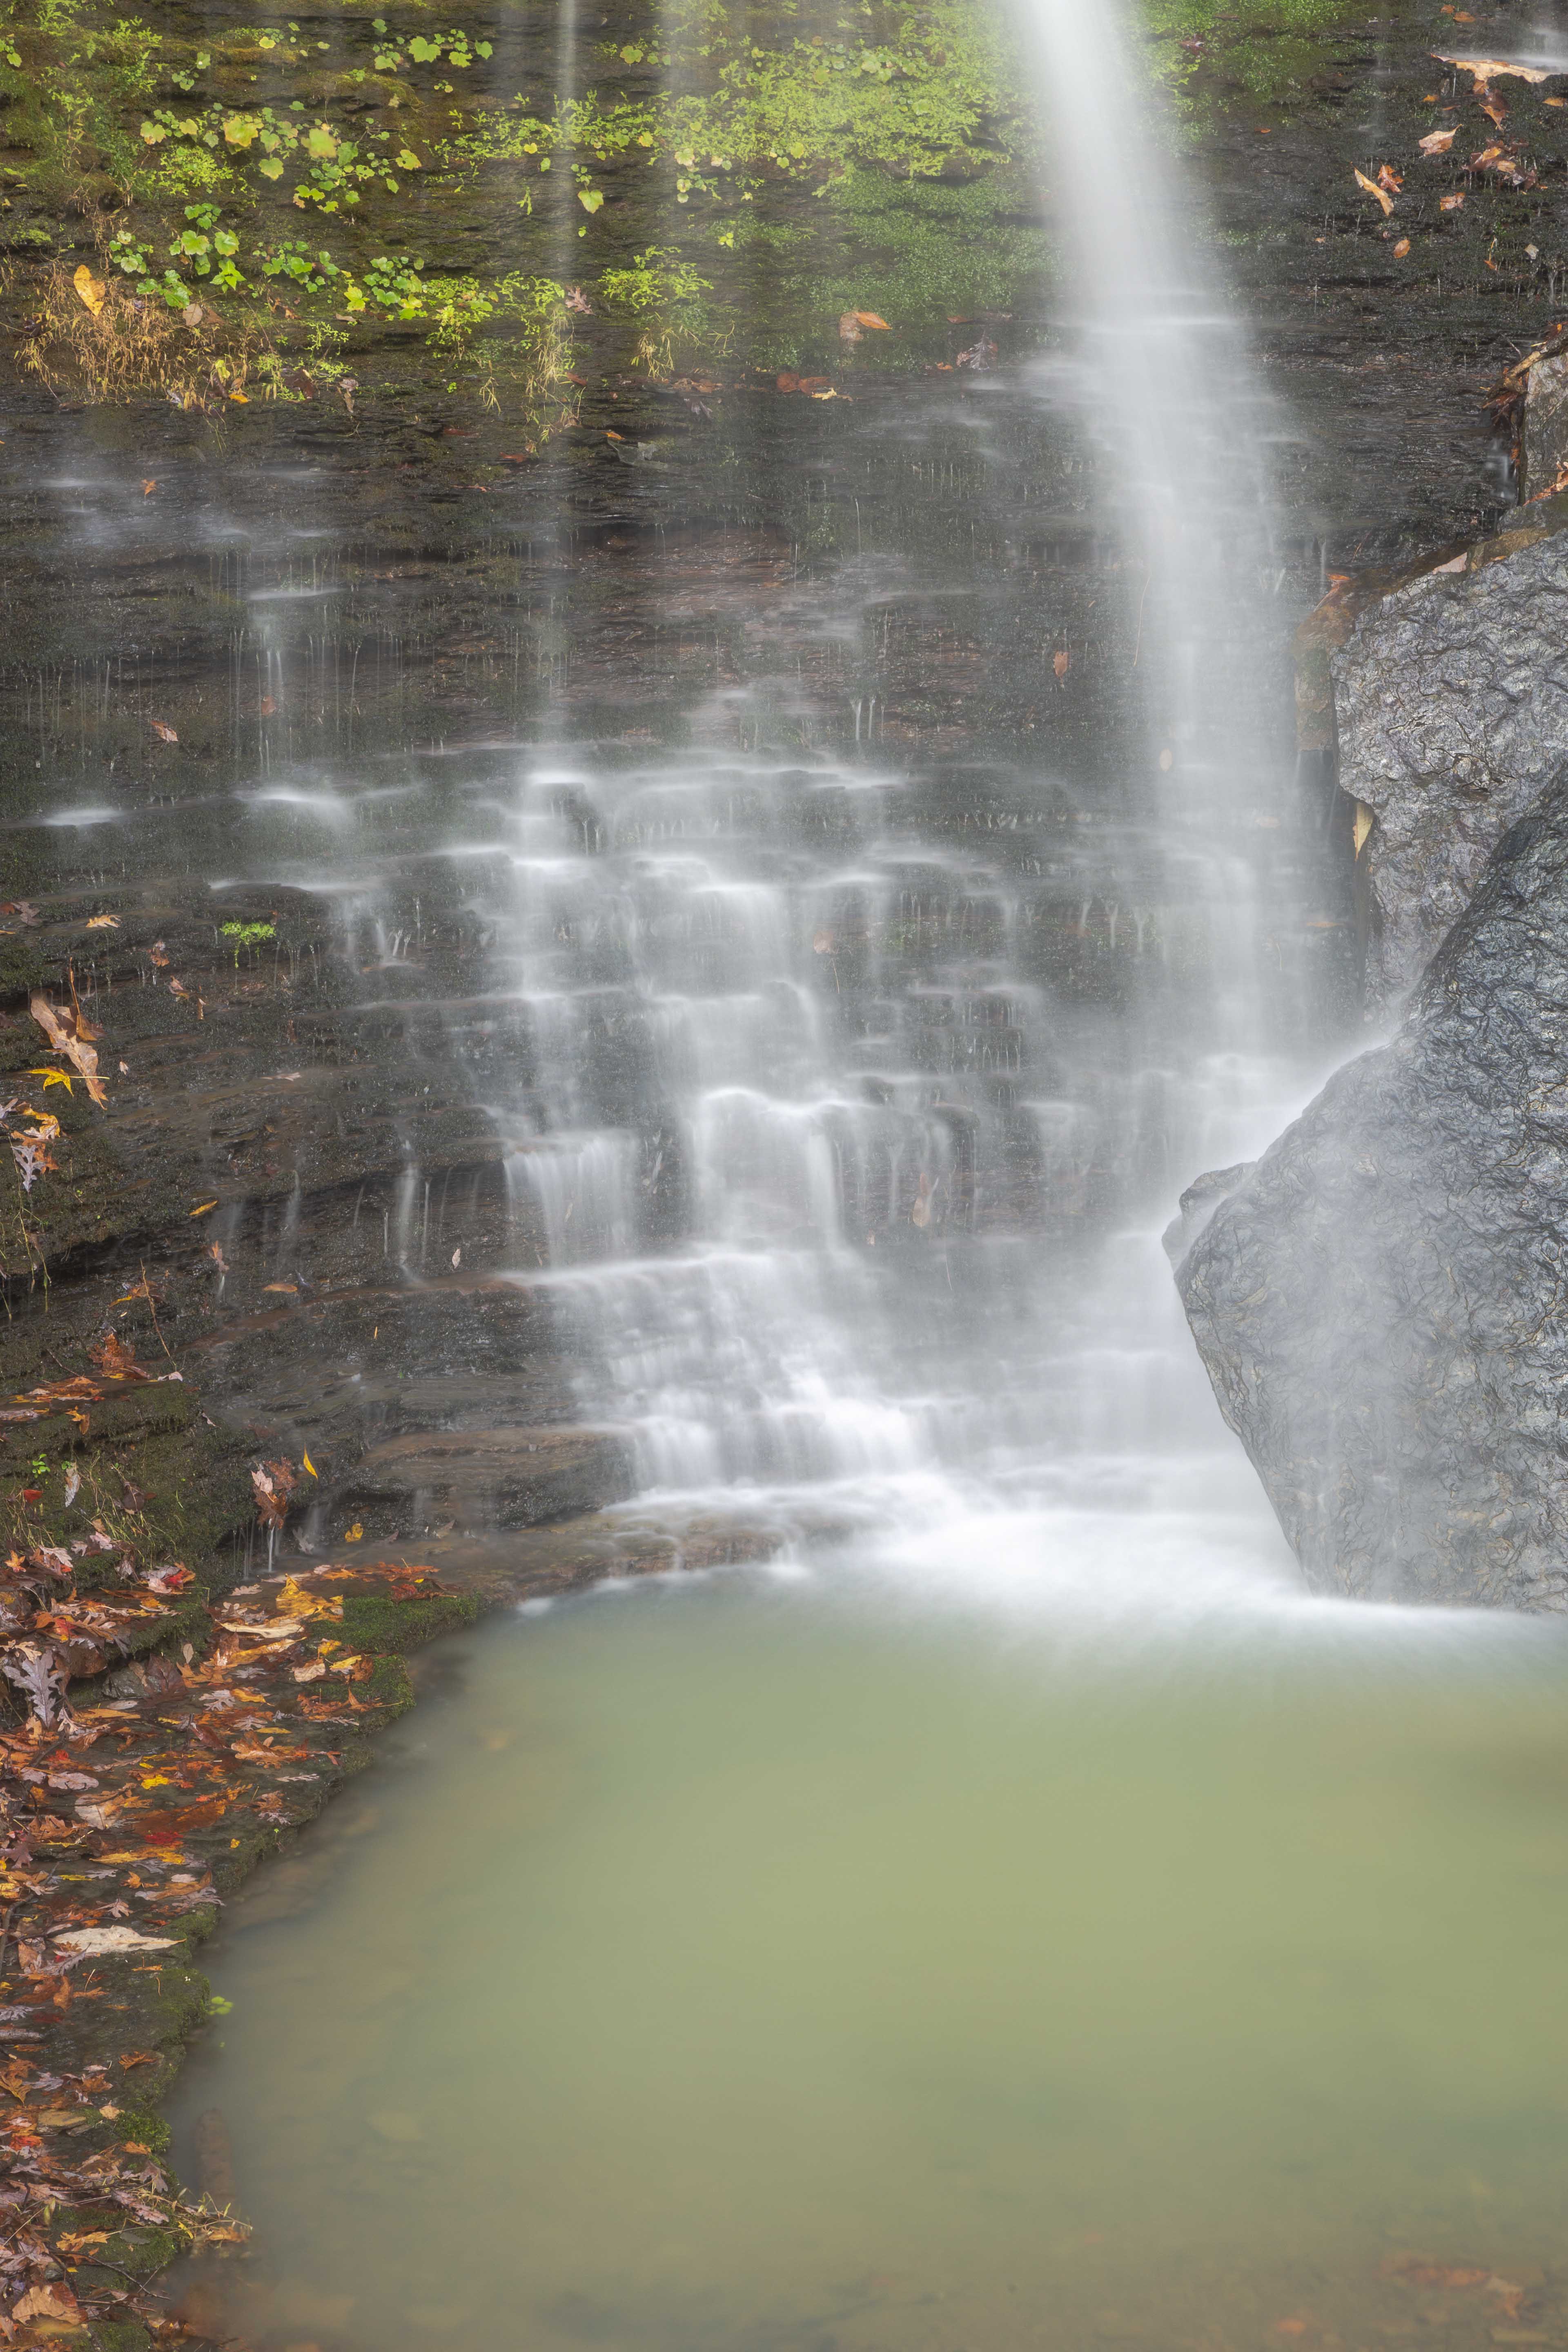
[[1354, 167, 1395, 215], [1419, 127, 1458, 153], [1432, 49, 1549, 82], [141, 478, 156, 496], [852, 310, 890, 329], [1053, 649, 1072, 678], [1441, 191, 1466, 209], [149, 718, 178, 743], [29, 991, 106, 1107], [1377, 162, 1403, 192], [1394, 236, 1412, 256]]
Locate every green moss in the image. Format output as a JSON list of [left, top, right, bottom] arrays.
[[89, 2316, 154, 2351], [1139, 0, 1361, 113], [339, 1588, 479, 1655], [114, 2104, 172, 2157], [814, 167, 1050, 333]]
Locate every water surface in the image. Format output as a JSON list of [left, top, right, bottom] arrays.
[[171, 1547, 1568, 2352]]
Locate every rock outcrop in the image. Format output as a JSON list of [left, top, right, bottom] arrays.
[[1170, 774, 1568, 1610], [1298, 504, 1568, 1009]]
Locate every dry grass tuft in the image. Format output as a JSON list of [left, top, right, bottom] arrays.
[[12, 259, 273, 407]]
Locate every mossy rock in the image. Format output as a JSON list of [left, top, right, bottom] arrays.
[[113, 2105, 172, 2159], [339, 1588, 479, 1655]]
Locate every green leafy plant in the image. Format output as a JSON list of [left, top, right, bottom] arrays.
[[220, 919, 276, 964], [598, 246, 716, 374]]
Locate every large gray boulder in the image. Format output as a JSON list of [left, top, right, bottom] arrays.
[[1305, 506, 1568, 1009], [1171, 774, 1568, 1610]]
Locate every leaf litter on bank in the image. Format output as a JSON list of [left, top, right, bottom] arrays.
[[0, 1330, 460, 2344]]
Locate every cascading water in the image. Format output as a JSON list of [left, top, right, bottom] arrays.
[[455, 0, 1333, 1605]]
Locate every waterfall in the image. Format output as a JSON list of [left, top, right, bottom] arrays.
[[471, 0, 1332, 1604]]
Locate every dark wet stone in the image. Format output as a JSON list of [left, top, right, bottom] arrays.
[[1171, 774, 1568, 1610], [1522, 348, 1568, 501], [1330, 511, 1568, 1009]]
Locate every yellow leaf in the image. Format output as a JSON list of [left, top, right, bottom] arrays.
[[72, 263, 106, 317], [1353, 802, 1374, 857], [277, 1575, 343, 1621], [189, 1198, 218, 1216], [344, 1522, 364, 1543], [27, 1067, 72, 1090], [852, 310, 890, 328], [303, 1450, 317, 1477], [1353, 167, 1395, 216], [85, 913, 119, 929]]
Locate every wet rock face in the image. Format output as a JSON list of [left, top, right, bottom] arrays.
[[1522, 350, 1568, 501], [1332, 518, 1568, 1009], [1172, 775, 1568, 1610]]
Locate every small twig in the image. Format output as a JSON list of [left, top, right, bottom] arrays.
[[137, 1261, 176, 1369]]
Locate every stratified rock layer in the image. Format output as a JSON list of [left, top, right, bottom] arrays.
[[1172, 776, 1568, 1610], [1328, 509, 1568, 1007]]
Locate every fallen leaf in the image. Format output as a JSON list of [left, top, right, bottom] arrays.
[[189, 1198, 218, 1216], [29, 993, 105, 1107], [1376, 162, 1403, 192], [1354, 166, 1395, 215], [852, 310, 890, 328], [251, 1459, 297, 1533], [89, 1331, 148, 1382], [343, 1522, 364, 1543], [13, 2281, 83, 2323], [52, 1924, 178, 1956], [1394, 236, 1412, 256], [303, 1450, 317, 1477], [262, 1281, 298, 1294], [1053, 649, 1072, 679], [1432, 50, 1552, 82], [1441, 191, 1466, 209], [276, 1576, 343, 1621], [141, 477, 156, 496], [85, 912, 120, 928], [1353, 802, 1374, 855], [149, 718, 178, 743], [1419, 128, 1458, 153], [72, 263, 106, 317]]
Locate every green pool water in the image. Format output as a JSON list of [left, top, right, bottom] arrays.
[[167, 1559, 1568, 2352]]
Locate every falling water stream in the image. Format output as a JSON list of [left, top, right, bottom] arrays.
[[153, 0, 1568, 2343]]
